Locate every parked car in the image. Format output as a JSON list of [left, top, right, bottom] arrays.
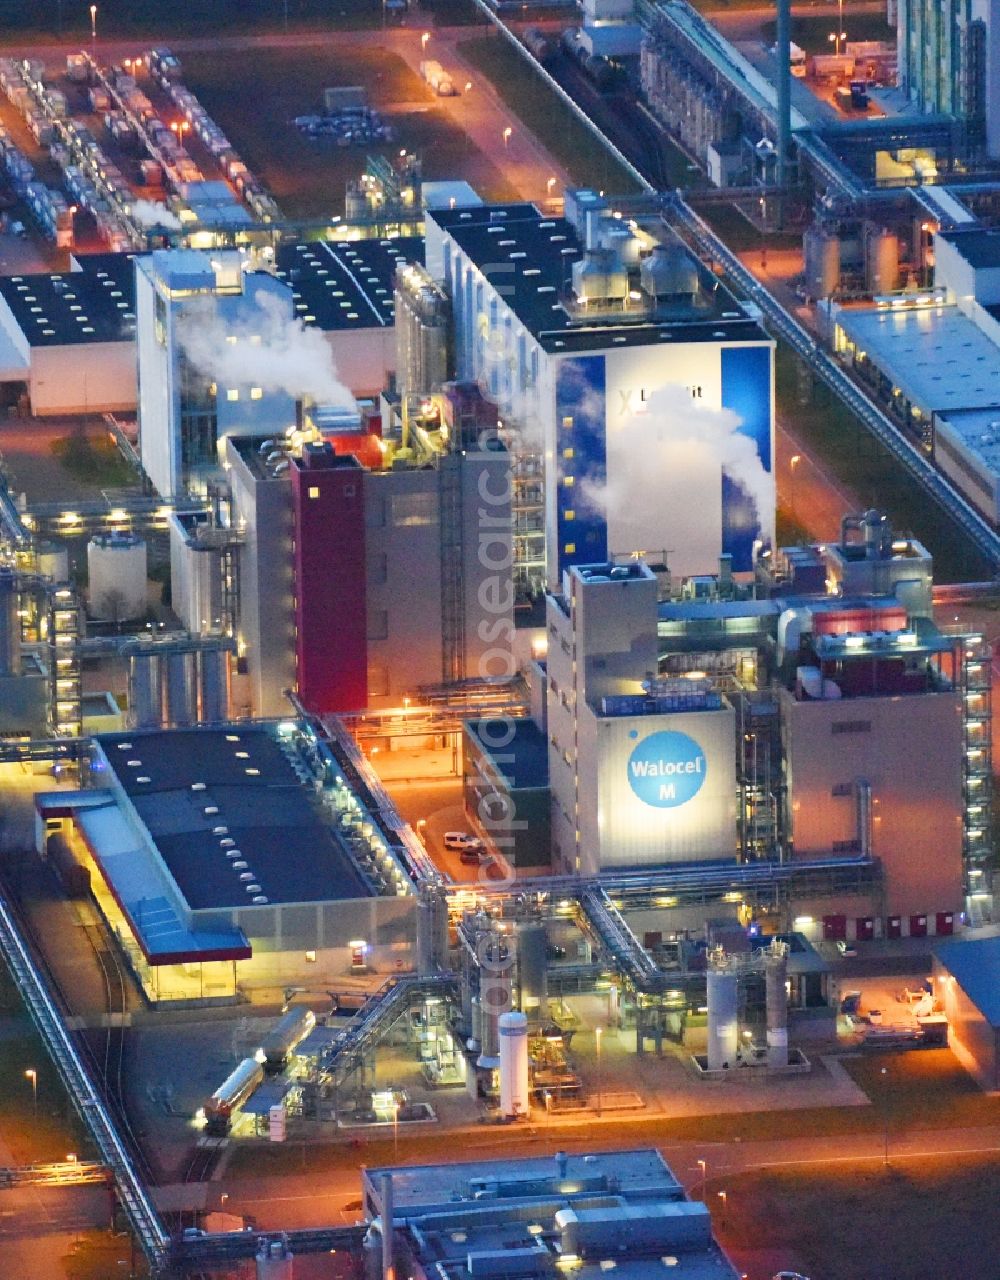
[[444, 831, 482, 852]]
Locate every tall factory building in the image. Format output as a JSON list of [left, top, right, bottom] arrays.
[[547, 560, 738, 875], [425, 191, 775, 596], [541, 511, 986, 932], [394, 262, 450, 398], [225, 385, 513, 717], [135, 248, 295, 499], [896, 0, 1000, 157]]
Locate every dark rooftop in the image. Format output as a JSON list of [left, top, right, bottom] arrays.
[[96, 726, 372, 910], [429, 203, 767, 353], [939, 228, 1000, 270], [0, 252, 137, 346], [467, 717, 548, 790], [0, 237, 425, 347], [274, 236, 423, 331]]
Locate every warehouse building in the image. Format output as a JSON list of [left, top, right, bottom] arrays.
[[0, 252, 137, 415], [829, 228, 1000, 523], [363, 1149, 740, 1280], [34, 721, 422, 1003], [933, 934, 1000, 1090]]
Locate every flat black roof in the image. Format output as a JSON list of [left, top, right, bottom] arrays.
[[0, 237, 425, 347], [274, 236, 423, 331], [97, 726, 372, 910], [429, 203, 767, 353], [939, 228, 1000, 269], [0, 252, 137, 346], [467, 717, 548, 790]]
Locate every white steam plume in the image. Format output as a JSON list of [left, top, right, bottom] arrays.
[[177, 288, 354, 408], [579, 385, 773, 577], [130, 199, 182, 230]]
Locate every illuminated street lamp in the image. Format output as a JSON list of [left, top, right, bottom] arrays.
[[595, 1025, 603, 1117], [89, 4, 97, 49], [503, 126, 512, 148], [789, 453, 802, 521], [24, 1068, 37, 1115], [547, 176, 557, 194], [696, 1158, 707, 1200], [421, 31, 430, 51], [465, 81, 472, 94]]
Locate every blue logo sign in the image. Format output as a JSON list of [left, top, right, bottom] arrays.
[[627, 731, 707, 809]]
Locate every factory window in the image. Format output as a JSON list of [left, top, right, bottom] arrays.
[[153, 292, 167, 346], [366, 497, 386, 528], [562, 415, 574, 429], [371, 554, 388, 585], [367, 609, 389, 640], [308, 486, 320, 499], [305, 950, 317, 963], [564, 543, 576, 555], [368, 664, 389, 697], [831, 783, 853, 797], [832, 838, 861, 852], [227, 389, 240, 402], [565, 509, 575, 521], [563, 447, 574, 459], [250, 387, 263, 400], [562, 476, 574, 487], [831, 720, 871, 735], [392, 492, 436, 527]]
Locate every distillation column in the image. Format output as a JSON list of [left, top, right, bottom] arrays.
[[764, 939, 789, 1068], [706, 952, 739, 1070]]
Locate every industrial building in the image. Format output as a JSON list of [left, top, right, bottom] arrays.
[[0, 252, 137, 415], [829, 228, 1000, 523], [896, 0, 1000, 157], [208, 380, 512, 718], [469, 509, 987, 935], [425, 191, 775, 593], [933, 933, 1000, 1090], [362, 1150, 741, 1280], [34, 720, 437, 1003]]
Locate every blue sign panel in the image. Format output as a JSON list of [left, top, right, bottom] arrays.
[[627, 730, 707, 809], [554, 355, 608, 575]]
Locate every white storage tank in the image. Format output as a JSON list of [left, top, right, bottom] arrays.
[[865, 226, 899, 295], [498, 1010, 529, 1118], [706, 966, 739, 1070], [87, 534, 147, 622], [803, 224, 840, 299]]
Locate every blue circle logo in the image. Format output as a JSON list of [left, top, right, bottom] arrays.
[[627, 731, 707, 809]]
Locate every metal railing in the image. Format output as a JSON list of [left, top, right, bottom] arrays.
[[0, 887, 169, 1270]]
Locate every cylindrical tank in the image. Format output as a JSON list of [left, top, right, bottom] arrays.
[[0, 568, 20, 677], [256, 1236, 294, 1280], [498, 1010, 530, 1118], [86, 534, 147, 621], [516, 923, 548, 1022], [128, 651, 161, 729], [865, 226, 899, 295], [261, 1007, 316, 1073], [198, 647, 229, 723], [803, 224, 840, 299], [706, 966, 739, 1071], [163, 650, 196, 727], [35, 540, 69, 583], [765, 941, 789, 1068]]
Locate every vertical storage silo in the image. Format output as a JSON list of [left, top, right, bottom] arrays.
[[163, 650, 196, 726], [706, 962, 739, 1071], [498, 1010, 530, 1118], [86, 533, 147, 621], [198, 647, 229, 723], [128, 649, 161, 729], [516, 923, 549, 1024], [35, 540, 69, 583], [764, 940, 789, 1068]]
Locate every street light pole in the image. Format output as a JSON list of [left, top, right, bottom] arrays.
[[789, 453, 801, 523], [881, 1065, 889, 1167], [696, 1158, 707, 1201], [89, 4, 97, 54], [24, 1068, 37, 1115], [595, 1026, 603, 1117]]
